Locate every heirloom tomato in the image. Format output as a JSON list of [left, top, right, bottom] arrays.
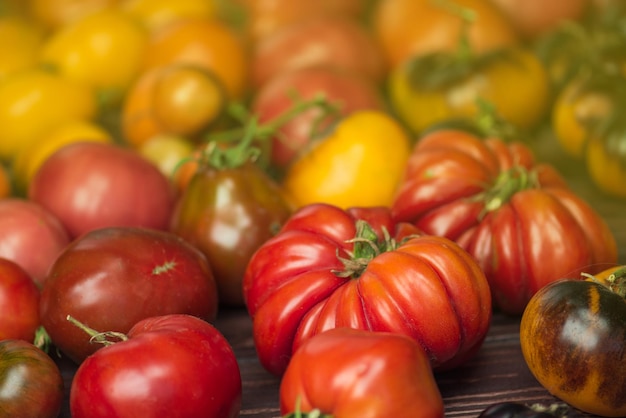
[[243, 203, 492, 376], [282, 110, 411, 209], [0, 68, 97, 161], [520, 266, 626, 417], [39, 226, 218, 363], [170, 139, 293, 307], [280, 328, 444, 418], [0, 339, 64, 418], [0, 258, 40, 342], [372, 0, 519, 70], [391, 129, 618, 314], [70, 314, 242, 418], [388, 46, 550, 135], [39, 9, 148, 103]]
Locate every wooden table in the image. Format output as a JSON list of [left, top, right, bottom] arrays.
[[55, 137, 625, 418]]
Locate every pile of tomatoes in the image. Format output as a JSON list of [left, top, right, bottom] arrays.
[[0, 0, 625, 417]]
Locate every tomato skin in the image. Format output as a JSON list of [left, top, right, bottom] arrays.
[[0, 339, 64, 418], [70, 314, 242, 418], [280, 328, 444, 418], [0, 258, 40, 342], [40, 227, 218, 363], [520, 278, 626, 417], [243, 203, 492, 376], [282, 110, 411, 209], [170, 161, 293, 307], [391, 130, 618, 315]]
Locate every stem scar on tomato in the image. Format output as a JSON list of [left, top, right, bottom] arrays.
[[152, 260, 178, 275]]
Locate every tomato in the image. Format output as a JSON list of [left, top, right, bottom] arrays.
[[28, 142, 175, 239], [12, 119, 113, 193], [120, 0, 217, 33], [280, 328, 444, 418], [585, 117, 626, 198], [170, 143, 293, 306], [251, 15, 386, 89], [283, 110, 411, 209], [391, 130, 618, 314], [0, 68, 97, 162], [0, 164, 12, 198], [243, 203, 492, 376], [388, 46, 550, 135], [70, 314, 241, 418], [520, 268, 626, 417], [251, 66, 385, 170], [40, 226, 218, 363], [26, 0, 120, 31], [240, 0, 365, 43], [137, 134, 196, 183], [121, 63, 227, 148], [0, 16, 44, 81], [0, 339, 64, 418], [0, 258, 40, 342], [39, 8, 148, 103], [372, 0, 520, 70], [142, 16, 249, 100], [0, 198, 70, 287]]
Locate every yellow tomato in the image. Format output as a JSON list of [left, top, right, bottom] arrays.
[[388, 47, 550, 135], [0, 68, 97, 161], [585, 128, 626, 198], [39, 8, 148, 101], [26, 0, 120, 31], [283, 110, 411, 209], [120, 0, 216, 33], [137, 134, 195, 181], [0, 16, 44, 81], [12, 119, 112, 190]]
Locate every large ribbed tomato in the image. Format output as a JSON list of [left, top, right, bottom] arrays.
[[243, 203, 492, 376], [391, 129, 618, 315]]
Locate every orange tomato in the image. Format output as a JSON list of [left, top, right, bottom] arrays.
[[120, 0, 217, 33], [373, 0, 520, 69], [121, 63, 227, 147], [0, 165, 12, 198], [142, 17, 249, 100], [26, 0, 120, 31], [0, 16, 44, 81]]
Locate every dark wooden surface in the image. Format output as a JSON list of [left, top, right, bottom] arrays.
[[54, 137, 625, 418]]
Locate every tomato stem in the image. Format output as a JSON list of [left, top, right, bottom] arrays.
[[477, 166, 539, 215], [66, 315, 129, 346]]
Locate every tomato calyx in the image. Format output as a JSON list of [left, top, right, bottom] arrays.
[[333, 220, 401, 279], [66, 315, 129, 347], [583, 267, 626, 298], [475, 166, 539, 216]]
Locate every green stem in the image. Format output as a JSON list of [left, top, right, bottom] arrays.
[[66, 315, 128, 346], [477, 166, 539, 216]]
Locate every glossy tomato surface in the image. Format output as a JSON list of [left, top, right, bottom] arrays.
[[0, 339, 64, 418], [280, 327, 444, 418], [520, 272, 626, 417], [0, 258, 40, 342], [391, 129, 618, 314], [243, 203, 492, 376], [40, 226, 218, 363], [70, 314, 242, 418]]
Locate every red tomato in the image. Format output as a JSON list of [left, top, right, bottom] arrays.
[[0, 339, 64, 418], [251, 66, 385, 170], [70, 314, 241, 418], [391, 129, 618, 315], [243, 203, 492, 376], [0, 258, 40, 342], [0, 198, 70, 287], [28, 142, 176, 239], [39, 226, 218, 363], [280, 328, 444, 418]]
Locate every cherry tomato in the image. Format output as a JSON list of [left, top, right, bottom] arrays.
[[280, 328, 444, 418], [0, 68, 97, 162], [39, 226, 219, 363], [142, 16, 249, 100], [520, 267, 626, 417], [0, 258, 40, 342], [282, 110, 411, 209], [244, 203, 492, 376], [388, 46, 550, 135], [26, 0, 120, 31], [39, 8, 148, 102], [120, 0, 217, 33], [0, 15, 44, 81], [70, 314, 242, 418], [137, 134, 196, 183], [391, 129, 618, 314], [0, 339, 64, 418]]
